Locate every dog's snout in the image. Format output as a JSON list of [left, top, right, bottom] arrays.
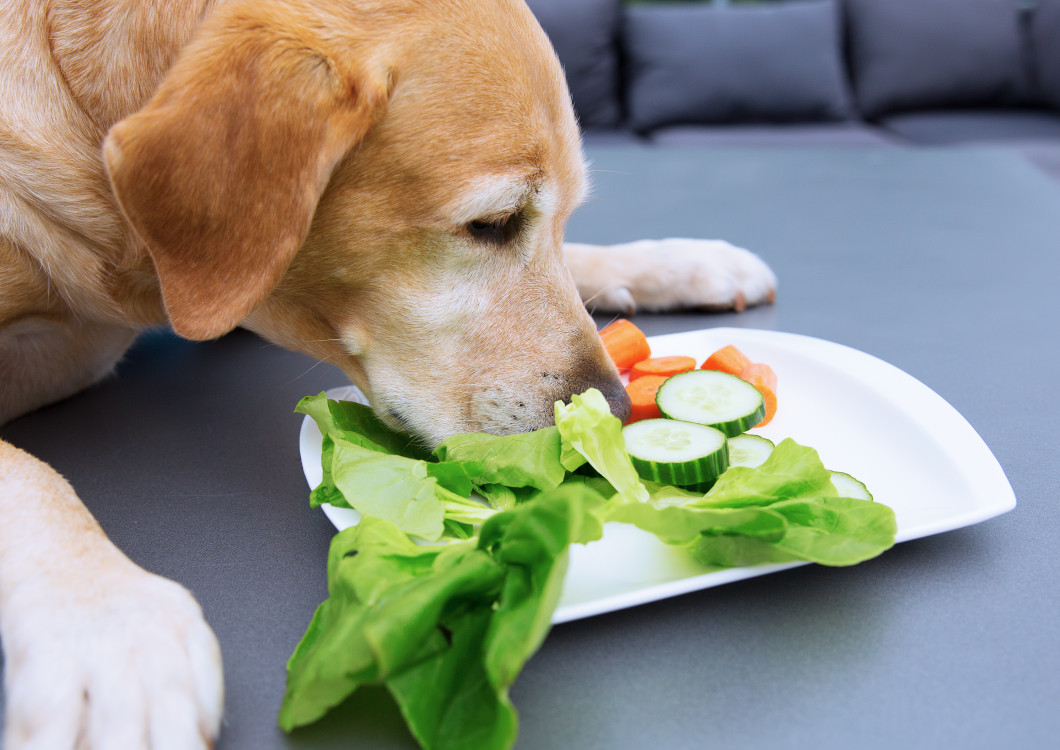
[[556, 366, 631, 424]]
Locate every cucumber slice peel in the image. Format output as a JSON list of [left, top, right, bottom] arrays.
[[656, 370, 765, 437], [830, 471, 873, 501], [727, 434, 775, 469], [623, 419, 729, 491]]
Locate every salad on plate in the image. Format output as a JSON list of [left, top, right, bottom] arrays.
[[279, 325, 896, 750]]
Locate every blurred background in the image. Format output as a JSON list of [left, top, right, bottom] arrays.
[[525, 0, 1060, 182]]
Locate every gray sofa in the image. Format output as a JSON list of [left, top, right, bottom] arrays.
[[526, 0, 1060, 181]]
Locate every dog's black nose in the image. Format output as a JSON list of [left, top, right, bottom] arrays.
[[597, 377, 632, 423], [550, 357, 631, 424], [561, 372, 629, 423]]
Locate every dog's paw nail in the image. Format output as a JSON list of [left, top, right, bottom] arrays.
[[733, 291, 746, 313]]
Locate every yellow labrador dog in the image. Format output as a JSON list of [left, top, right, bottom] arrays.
[[0, 0, 775, 746]]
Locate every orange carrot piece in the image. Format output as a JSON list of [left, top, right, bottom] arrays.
[[599, 320, 651, 371], [701, 344, 752, 376], [624, 375, 667, 424], [740, 362, 778, 427], [630, 356, 697, 382]]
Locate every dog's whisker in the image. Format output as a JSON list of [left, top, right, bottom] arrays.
[[581, 284, 625, 307], [254, 337, 344, 355], [282, 353, 339, 387]]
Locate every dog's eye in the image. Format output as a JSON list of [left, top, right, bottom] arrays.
[[467, 213, 521, 245]]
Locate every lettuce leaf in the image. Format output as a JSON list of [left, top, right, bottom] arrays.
[[299, 393, 497, 536], [553, 389, 649, 503], [432, 428, 566, 492], [296, 391, 432, 460], [695, 440, 895, 565], [279, 484, 607, 748], [308, 435, 347, 508], [694, 438, 837, 509], [609, 439, 896, 567], [297, 392, 432, 509], [477, 484, 605, 688], [279, 518, 502, 733], [692, 496, 897, 567], [328, 439, 446, 539], [606, 501, 788, 546], [392, 486, 604, 749]]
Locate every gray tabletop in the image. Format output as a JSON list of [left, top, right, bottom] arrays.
[[2, 145, 1058, 749]]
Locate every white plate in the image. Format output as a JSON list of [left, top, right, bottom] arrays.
[[298, 328, 1016, 624]]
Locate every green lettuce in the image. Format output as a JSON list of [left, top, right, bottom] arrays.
[[296, 392, 432, 509], [285, 389, 898, 747], [296, 391, 432, 459], [692, 495, 898, 567], [279, 484, 606, 748], [553, 389, 649, 503], [696, 437, 837, 508], [609, 439, 896, 566], [606, 500, 789, 546], [695, 439, 895, 566], [329, 439, 448, 540], [298, 393, 496, 539], [432, 428, 566, 492]]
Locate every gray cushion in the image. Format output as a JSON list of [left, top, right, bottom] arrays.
[[525, 0, 622, 128], [579, 129, 647, 147], [624, 0, 853, 134], [1016, 142, 1060, 183], [1032, 0, 1060, 110], [845, 0, 1033, 120], [878, 110, 1060, 144], [651, 123, 896, 147]]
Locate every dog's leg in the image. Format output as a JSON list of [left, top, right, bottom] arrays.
[[0, 315, 139, 425], [0, 236, 141, 424], [0, 439, 224, 749], [564, 239, 777, 316], [0, 317, 224, 747]]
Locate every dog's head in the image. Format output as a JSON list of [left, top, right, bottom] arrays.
[[103, 0, 629, 446]]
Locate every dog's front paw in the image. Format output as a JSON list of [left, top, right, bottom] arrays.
[[566, 238, 777, 315], [2, 561, 223, 749]]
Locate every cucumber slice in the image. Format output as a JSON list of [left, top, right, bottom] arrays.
[[656, 370, 765, 437], [727, 434, 775, 469], [830, 471, 873, 501], [623, 418, 729, 490]]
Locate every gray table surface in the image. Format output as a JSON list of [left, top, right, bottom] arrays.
[[2, 145, 1058, 749]]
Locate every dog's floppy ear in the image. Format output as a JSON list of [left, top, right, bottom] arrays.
[[104, 6, 387, 340]]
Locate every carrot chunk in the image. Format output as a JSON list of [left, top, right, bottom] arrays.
[[599, 320, 650, 371], [624, 375, 667, 424], [630, 356, 697, 382], [740, 363, 778, 427], [701, 344, 752, 376]]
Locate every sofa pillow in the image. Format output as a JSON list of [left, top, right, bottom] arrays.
[[524, 0, 622, 128], [624, 0, 853, 134], [1033, 0, 1060, 110], [651, 123, 896, 147], [878, 110, 1060, 144], [844, 0, 1032, 120]]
